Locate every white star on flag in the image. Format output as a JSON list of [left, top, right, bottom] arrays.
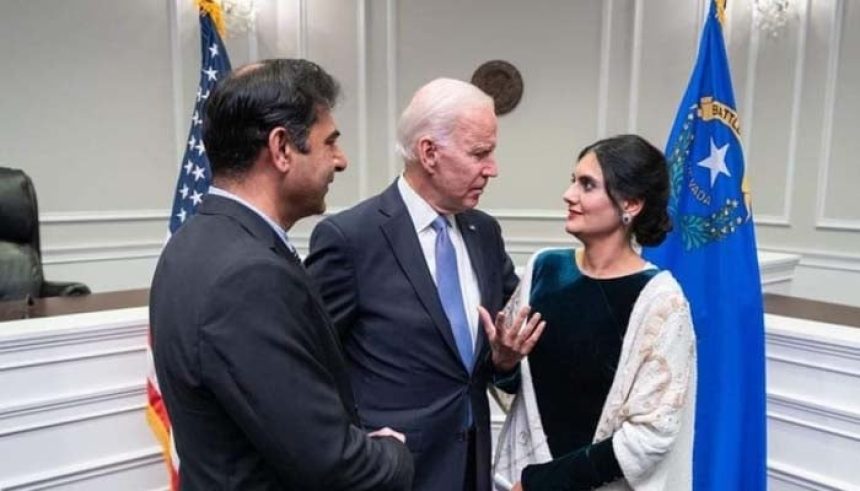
[[192, 165, 206, 181], [209, 43, 219, 57], [203, 67, 218, 81], [176, 208, 187, 223], [697, 137, 731, 187], [192, 111, 201, 126], [195, 140, 206, 156], [190, 190, 204, 206], [184, 160, 194, 174], [188, 136, 196, 151], [179, 184, 189, 199]]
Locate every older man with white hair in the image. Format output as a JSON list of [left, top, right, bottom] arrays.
[[305, 78, 544, 491]]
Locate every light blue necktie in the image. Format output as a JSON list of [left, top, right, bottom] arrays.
[[432, 216, 474, 427], [431, 216, 475, 373]]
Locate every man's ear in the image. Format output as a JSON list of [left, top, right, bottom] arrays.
[[267, 127, 291, 173], [416, 136, 438, 174]]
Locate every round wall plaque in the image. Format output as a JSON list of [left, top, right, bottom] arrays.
[[471, 60, 523, 115]]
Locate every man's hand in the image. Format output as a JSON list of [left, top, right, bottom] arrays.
[[478, 305, 545, 372], [368, 427, 406, 444]]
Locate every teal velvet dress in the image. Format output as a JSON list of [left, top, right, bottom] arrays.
[[520, 249, 658, 490]]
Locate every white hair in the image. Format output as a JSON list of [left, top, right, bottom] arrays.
[[395, 78, 494, 164]]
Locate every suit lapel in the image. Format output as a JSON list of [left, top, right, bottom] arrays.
[[378, 185, 464, 368], [457, 212, 492, 368], [199, 194, 294, 263]]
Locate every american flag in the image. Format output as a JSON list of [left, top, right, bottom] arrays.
[[146, 5, 231, 490], [169, 9, 231, 233]]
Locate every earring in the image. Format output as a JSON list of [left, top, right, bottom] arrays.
[[621, 212, 632, 225]]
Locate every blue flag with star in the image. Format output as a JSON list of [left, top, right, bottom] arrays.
[[642, 1, 766, 489], [169, 10, 231, 234]]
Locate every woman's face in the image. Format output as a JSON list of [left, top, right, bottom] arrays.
[[562, 151, 623, 240]]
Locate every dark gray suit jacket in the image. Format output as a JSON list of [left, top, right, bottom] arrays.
[[305, 182, 519, 491], [150, 195, 413, 490]]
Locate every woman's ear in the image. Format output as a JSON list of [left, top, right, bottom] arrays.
[[622, 197, 644, 219], [268, 127, 291, 173]]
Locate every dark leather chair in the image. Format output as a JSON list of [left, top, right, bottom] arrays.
[[0, 167, 91, 301]]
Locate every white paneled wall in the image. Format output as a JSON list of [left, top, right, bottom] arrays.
[[0, 0, 856, 305]]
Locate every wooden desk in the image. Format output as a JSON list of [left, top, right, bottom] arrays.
[[764, 293, 860, 329], [0, 289, 148, 322], [2, 289, 855, 328]]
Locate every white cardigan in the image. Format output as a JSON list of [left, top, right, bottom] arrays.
[[493, 249, 697, 491]]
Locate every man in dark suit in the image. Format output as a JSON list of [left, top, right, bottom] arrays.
[[305, 78, 545, 491], [150, 59, 413, 490]]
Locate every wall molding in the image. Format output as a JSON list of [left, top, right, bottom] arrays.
[[758, 251, 801, 286], [41, 209, 169, 225], [596, 0, 613, 138], [740, 3, 759, 162], [766, 352, 860, 379], [0, 446, 163, 491], [168, 0, 185, 162], [0, 315, 147, 355], [0, 383, 145, 423], [755, 215, 791, 227], [768, 390, 860, 438], [814, 218, 860, 233], [767, 461, 852, 491], [503, 237, 576, 255], [767, 325, 860, 363], [768, 410, 860, 443], [386, 0, 399, 181], [626, 0, 643, 133], [42, 240, 164, 266], [760, 246, 860, 273], [297, 0, 308, 59], [766, 326, 860, 382], [814, 0, 855, 231], [247, 16, 259, 62], [357, 0, 369, 200], [0, 345, 146, 373], [488, 208, 565, 221], [777, 0, 810, 228], [0, 403, 144, 438]]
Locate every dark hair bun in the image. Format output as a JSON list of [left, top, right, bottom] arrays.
[[577, 134, 673, 246], [633, 205, 672, 246]]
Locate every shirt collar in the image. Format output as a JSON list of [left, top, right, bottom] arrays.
[[207, 186, 295, 251], [397, 175, 454, 233]]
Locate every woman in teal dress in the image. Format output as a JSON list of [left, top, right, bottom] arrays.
[[489, 135, 696, 491]]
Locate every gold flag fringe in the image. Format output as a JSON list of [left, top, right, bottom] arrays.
[[194, 0, 227, 38]]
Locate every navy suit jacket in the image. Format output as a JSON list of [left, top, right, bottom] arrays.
[[305, 182, 519, 491], [150, 195, 413, 490]]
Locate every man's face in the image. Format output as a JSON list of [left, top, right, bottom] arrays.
[[286, 109, 347, 217], [428, 106, 498, 214]]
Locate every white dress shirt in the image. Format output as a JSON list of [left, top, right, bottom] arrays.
[[397, 176, 481, 349]]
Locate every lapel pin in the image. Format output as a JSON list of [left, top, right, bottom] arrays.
[[468, 224, 476, 231]]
